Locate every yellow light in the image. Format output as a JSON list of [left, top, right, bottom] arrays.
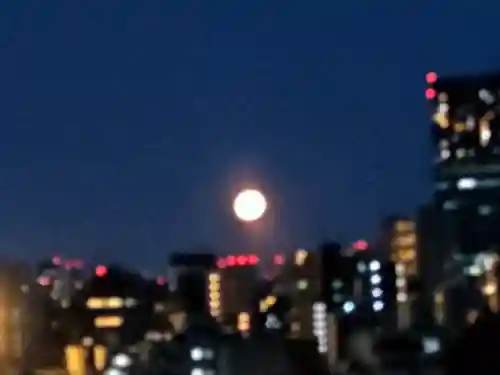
[[454, 122, 465, 132], [210, 291, 220, 300], [259, 300, 268, 313], [265, 295, 276, 307], [395, 220, 414, 232], [295, 249, 308, 266], [209, 301, 220, 309], [107, 297, 124, 309], [86, 298, 105, 309], [238, 312, 250, 332], [209, 273, 220, 282], [93, 345, 107, 371], [65, 345, 85, 375], [94, 316, 123, 328], [483, 282, 497, 296]]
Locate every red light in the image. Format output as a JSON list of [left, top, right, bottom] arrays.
[[425, 88, 436, 100], [217, 258, 226, 268], [426, 72, 438, 84], [248, 254, 259, 264], [353, 240, 369, 251], [52, 256, 62, 266], [95, 265, 107, 277], [157, 276, 167, 285], [274, 254, 285, 265], [236, 255, 248, 265], [38, 276, 51, 286], [226, 256, 236, 267]]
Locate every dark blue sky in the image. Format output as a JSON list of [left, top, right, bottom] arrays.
[[0, 2, 498, 268]]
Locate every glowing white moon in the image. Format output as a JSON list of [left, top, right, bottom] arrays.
[[233, 189, 267, 222]]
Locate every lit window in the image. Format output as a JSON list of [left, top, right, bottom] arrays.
[[107, 297, 124, 309], [87, 298, 105, 309], [457, 178, 477, 190], [94, 316, 123, 328]]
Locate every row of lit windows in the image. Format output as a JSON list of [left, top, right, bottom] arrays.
[[86, 297, 137, 309], [208, 273, 221, 317]]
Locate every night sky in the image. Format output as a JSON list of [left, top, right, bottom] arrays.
[[0, 2, 498, 268]]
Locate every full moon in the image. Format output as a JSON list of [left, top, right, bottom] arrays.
[[233, 189, 267, 222]]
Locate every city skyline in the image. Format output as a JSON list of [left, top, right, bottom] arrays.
[[0, 2, 498, 267]]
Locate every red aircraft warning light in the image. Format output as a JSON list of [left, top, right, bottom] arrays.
[[425, 88, 436, 100], [353, 240, 369, 251], [95, 265, 108, 277], [156, 276, 167, 285], [217, 254, 260, 268], [426, 72, 438, 84]]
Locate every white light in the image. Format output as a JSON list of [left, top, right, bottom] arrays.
[[397, 292, 408, 302], [372, 288, 383, 298], [297, 279, 308, 290], [423, 337, 441, 354], [342, 301, 355, 314], [112, 353, 132, 368], [373, 301, 384, 311], [313, 302, 326, 312], [233, 189, 267, 222], [191, 368, 205, 375], [457, 177, 477, 190], [190, 347, 204, 361], [370, 274, 381, 284], [265, 314, 283, 329], [479, 89, 494, 105], [357, 262, 366, 273], [104, 369, 124, 375], [369, 261, 380, 272]]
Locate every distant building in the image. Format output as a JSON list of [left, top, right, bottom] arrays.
[[425, 70, 500, 325]]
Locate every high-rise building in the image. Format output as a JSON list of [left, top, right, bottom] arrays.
[[426, 71, 500, 321]]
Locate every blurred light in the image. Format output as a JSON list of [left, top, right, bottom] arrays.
[[370, 274, 381, 285], [297, 279, 308, 290], [87, 298, 105, 309], [236, 255, 247, 265], [353, 240, 368, 251], [369, 260, 380, 272], [104, 369, 124, 375], [157, 276, 167, 285], [274, 254, 285, 265], [112, 353, 132, 368], [372, 288, 383, 298], [94, 316, 123, 328], [357, 262, 367, 273], [426, 72, 438, 84], [343, 301, 355, 314], [216, 258, 226, 268], [265, 295, 277, 307], [295, 249, 308, 266], [94, 345, 107, 371], [226, 256, 236, 266], [426, 88, 436, 100], [38, 276, 51, 286], [65, 345, 85, 375], [190, 347, 203, 361], [238, 312, 250, 332], [373, 301, 384, 311], [96, 265, 108, 277], [248, 254, 259, 264], [107, 297, 124, 309], [191, 368, 204, 375], [52, 256, 62, 266]]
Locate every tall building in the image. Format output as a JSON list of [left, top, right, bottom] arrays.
[[426, 71, 500, 321], [212, 254, 260, 332], [169, 252, 216, 314]]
